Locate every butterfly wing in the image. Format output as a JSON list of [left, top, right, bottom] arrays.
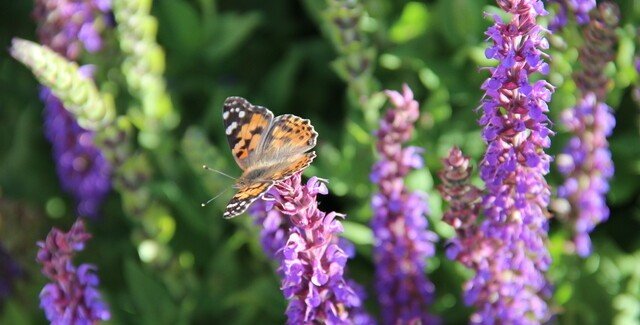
[[223, 152, 316, 218], [261, 114, 317, 156], [223, 97, 274, 170], [223, 181, 274, 219], [269, 151, 317, 182], [222, 104, 319, 219]]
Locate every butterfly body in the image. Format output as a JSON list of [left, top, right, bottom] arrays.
[[221, 97, 317, 218]]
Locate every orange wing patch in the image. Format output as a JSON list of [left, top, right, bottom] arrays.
[[271, 152, 317, 181], [223, 97, 273, 170], [265, 114, 317, 152], [223, 181, 274, 219], [231, 114, 271, 162]]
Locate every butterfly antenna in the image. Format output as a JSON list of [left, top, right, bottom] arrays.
[[201, 187, 231, 207], [202, 165, 237, 180]]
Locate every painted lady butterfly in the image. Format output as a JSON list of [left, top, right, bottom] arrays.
[[221, 97, 317, 218]]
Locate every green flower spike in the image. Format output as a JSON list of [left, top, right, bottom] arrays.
[[10, 38, 115, 131], [323, 0, 377, 111], [113, 0, 178, 149]]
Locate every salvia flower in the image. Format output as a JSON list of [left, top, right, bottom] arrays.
[[437, 147, 484, 268], [257, 173, 373, 324], [555, 2, 619, 257], [36, 219, 110, 324], [573, 2, 619, 101], [477, 0, 554, 323], [249, 197, 289, 262], [32, 1, 113, 218], [557, 95, 615, 256], [370, 84, 437, 324], [33, 0, 112, 60], [549, 0, 596, 31], [42, 86, 112, 218], [0, 244, 24, 307]]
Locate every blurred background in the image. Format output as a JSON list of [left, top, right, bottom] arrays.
[[1, 0, 639, 324]]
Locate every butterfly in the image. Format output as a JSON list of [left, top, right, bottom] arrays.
[[221, 96, 317, 219]]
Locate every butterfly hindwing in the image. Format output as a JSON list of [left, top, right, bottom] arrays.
[[223, 96, 274, 169], [270, 151, 317, 182], [222, 181, 274, 219], [262, 114, 317, 155]]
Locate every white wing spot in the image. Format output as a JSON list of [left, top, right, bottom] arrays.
[[226, 122, 238, 135], [223, 111, 230, 119], [238, 111, 246, 118]]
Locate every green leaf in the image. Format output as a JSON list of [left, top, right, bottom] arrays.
[[389, 2, 430, 43], [437, 0, 483, 46], [125, 259, 178, 325], [0, 300, 33, 325], [342, 220, 373, 245], [157, 0, 202, 56], [205, 12, 263, 62]]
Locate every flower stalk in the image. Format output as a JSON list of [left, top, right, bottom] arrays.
[[476, 0, 554, 322], [252, 173, 373, 324], [10, 39, 115, 131], [323, 0, 377, 113], [36, 220, 110, 324], [113, 0, 178, 149], [556, 2, 619, 256], [370, 85, 437, 324]]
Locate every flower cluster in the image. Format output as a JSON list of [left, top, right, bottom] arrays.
[[42, 86, 112, 218], [36, 219, 110, 324], [477, 0, 554, 323], [10, 39, 115, 130], [33, 0, 112, 60], [573, 2, 619, 101], [370, 85, 437, 324], [31, 0, 113, 218], [549, 0, 596, 31], [324, 0, 376, 108], [556, 2, 619, 257], [557, 95, 615, 256], [437, 148, 485, 267], [255, 173, 372, 324], [249, 197, 289, 262], [113, 0, 177, 149]]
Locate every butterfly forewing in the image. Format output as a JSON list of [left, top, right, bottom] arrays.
[[223, 96, 273, 169]]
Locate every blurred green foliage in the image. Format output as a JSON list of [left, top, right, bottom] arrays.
[[1, 0, 639, 324]]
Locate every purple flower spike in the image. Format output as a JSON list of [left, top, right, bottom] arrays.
[[437, 148, 484, 267], [476, 1, 554, 323], [34, 1, 113, 218], [249, 198, 289, 263], [37, 219, 111, 324], [253, 173, 374, 324], [556, 2, 618, 257], [557, 95, 615, 256], [42, 88, 112, 218], [34, 0, 112, 60], [371, 84, 438, 324]]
